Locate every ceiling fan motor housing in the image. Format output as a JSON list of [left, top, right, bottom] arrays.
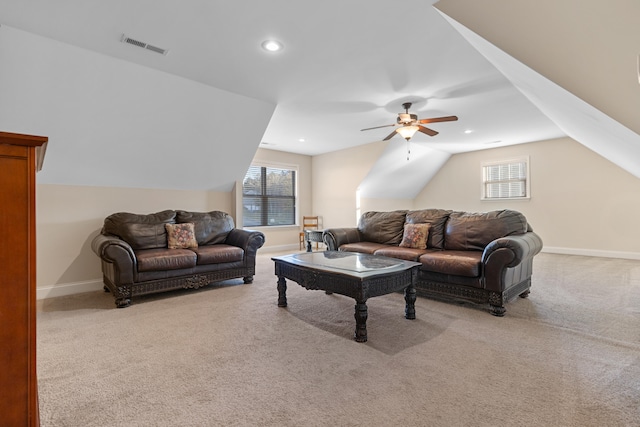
[[398, 113, 418, 124]]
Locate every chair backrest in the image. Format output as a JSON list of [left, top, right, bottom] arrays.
[[302, 216, 319, 230]]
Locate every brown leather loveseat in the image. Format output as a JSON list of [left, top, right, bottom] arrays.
[[91, 210, 265, 307], [323, 209, 543, 316]]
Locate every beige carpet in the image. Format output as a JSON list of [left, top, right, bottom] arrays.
[[37, 252, 640, 426]]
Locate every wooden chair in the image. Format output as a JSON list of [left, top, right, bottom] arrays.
[[299, 216, 320, 250]]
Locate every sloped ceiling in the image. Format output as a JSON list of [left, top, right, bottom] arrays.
[[435, 0, 640, 179], [0, 1, 638, 195], [0, 25, 275, 191], [436, 0, 640, 136]]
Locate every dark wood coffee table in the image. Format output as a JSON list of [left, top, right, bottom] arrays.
[[272, 251, 420, 342]]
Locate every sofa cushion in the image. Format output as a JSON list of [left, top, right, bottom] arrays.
[[405, 209, 452, 249], [358, 210, 407, 245], [135, 248, 197, 272], [419, 250, 483, 277], [339, 242, 391, 254], [444, 210, 528, 251], [165, 223, 198, 249], [374, 247, 434, 262], [103, 210, 176, 250], [191, 244, 244, 265], [399, 223, 431, 249], [176, 210, 235, 245]]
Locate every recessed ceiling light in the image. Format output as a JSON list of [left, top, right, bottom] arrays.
[[261, 40, 283, 52], [298, 138, 305, 142], [464, 129, 474, 134]]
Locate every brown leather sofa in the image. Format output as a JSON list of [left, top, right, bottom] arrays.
[[91, 210, 265, 307], [323, 209, 543, 316]]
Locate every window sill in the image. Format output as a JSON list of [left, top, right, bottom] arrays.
[[243, 225, 299, 231], [481, 196, 531, 201]]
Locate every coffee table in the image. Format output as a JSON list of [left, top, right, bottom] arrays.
[[272, 251, 420, 342]]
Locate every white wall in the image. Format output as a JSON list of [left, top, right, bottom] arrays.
[[414, 137, 640, 258], [311, 141, 401, 229], [36, 184, 232, 298]]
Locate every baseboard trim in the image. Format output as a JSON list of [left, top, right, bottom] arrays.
[[37, 279, 104, 300], [542, 246, 640, 260], [259, 244, 305, 253]]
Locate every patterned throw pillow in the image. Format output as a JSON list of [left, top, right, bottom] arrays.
[[399, 223, 431, 249], [165, 223, 198, 249]]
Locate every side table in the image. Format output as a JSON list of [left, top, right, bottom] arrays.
[[304, 229, 324, 252]]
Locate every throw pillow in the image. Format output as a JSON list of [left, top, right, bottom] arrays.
[[399, 223, 431, 249], [165, 223, 198, 249]]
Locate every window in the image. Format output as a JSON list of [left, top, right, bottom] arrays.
[[242, 164, 296, 227], [482, 157, 530, 200]]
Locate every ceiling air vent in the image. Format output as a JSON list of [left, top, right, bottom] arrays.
[[120, 34, 169, 56]]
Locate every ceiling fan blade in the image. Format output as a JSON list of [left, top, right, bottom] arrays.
[[383, 130, 398, 141], [361, 123, 396, 131], [418, 125, 438, 137], [419, 115, 458, 124]]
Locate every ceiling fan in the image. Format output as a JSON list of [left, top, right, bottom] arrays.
[[361, 102, 458, 141]]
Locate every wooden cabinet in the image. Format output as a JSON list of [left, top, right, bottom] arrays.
[[0, 131, 47, 427]]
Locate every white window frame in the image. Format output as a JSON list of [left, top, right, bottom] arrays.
[[481, 156, 530, 201], [242, 161, 299, 228]]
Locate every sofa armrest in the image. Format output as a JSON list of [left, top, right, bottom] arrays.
[[225, 228, 265, 256], [91, 233, 137, 285], [482, 231, 543, 292], [323, 228, 362, 251]]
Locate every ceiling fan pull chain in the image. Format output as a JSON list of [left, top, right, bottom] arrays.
[[407, 140, 411, 161]]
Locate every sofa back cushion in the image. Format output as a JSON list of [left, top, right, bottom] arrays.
[[444, 209, 528, 251], [176, 210, 235, 245], [103, 210, 176, 250], [405, 209, 452, 249], [358, 210, 407, 245]]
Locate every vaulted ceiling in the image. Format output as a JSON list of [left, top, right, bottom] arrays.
[[0, 0, 638, 196]]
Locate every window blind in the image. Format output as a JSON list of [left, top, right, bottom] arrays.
[[482, 159, 528, 199], [243, 165, 296, 226]]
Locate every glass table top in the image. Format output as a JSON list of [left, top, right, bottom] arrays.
[[273, 251, 419, 274]]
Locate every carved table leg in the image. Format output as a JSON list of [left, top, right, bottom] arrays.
[[306, 239, 312, 252], [354, 300, 368, 342], [404, 284, 416, 320], [277, 276, 288, 307]]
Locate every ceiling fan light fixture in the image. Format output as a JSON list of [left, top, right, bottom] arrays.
[[261, 40, 283, 52], [396, 125, 419, 140]]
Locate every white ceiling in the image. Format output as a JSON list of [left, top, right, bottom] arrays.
[[1, 0, 638, 198], [0, 0, 565, 157]]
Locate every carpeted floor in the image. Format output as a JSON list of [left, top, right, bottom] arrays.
[[36, 252, 640, 426]]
